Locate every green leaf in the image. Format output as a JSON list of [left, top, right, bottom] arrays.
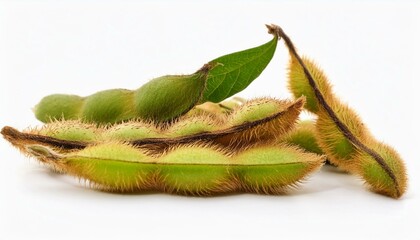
[[203, 35, 278, 103]]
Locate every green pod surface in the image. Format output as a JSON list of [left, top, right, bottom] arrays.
[[4, 97, 303, 153], [133, 68, 209, 122], [216, 97, 305, 146], [34, 94, 84, 123], [34, 66, 210, 124], [43, 142, 156, 192], [167, 116, 221, 137], [19, 142, 324, 195], [229, 98, 281, 126], [356, 141, 407, 199], [37, 120, 99, 142], [157, 146, 234, 195], [102, 121, 162, 141], [64, 142, 156, 191], [81, 89, 135, 124], [233, 145, 324, 194], [270, 24, 408, 198], [281, 120, 323, 155], [315, 104, 367, 168], [288, 57, 334, 114]]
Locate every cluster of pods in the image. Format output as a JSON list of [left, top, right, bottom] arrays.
[[1, 24, 407, 198]]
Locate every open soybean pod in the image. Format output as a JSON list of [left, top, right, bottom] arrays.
[[2, 98, 303, 154], [267, 24, 407, 198], [20, 142, 324, 195]]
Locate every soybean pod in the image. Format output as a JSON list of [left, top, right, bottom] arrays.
[[22, 142, 324, 195], [267, 24, 407, 198], [2, 98, 304, 153], [34, 64, 212, 124]]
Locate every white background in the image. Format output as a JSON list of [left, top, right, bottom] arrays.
[[0, 1, 419, 240]]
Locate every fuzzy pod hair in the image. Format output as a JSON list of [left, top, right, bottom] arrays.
[[267, 24, 407, 198], [281, 120, 324, 155], [16, 142, 325, 195], [2, 97, 304, 153]]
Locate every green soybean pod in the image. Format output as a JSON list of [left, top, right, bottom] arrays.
[[34, 65, 211, 124], [269, 24, 408, 198], [43, 142, 156, 192], [36, 120, 99, 142], [19, 142, 325, 195], [102, 121, 162, 141], [281, 120, 323, 155], [157, 144, 235, 195], [34, 94, 85, 123], [167, 115, 222, 137], [1, 97, 304, 154], [233, 144, 325, 194], [216, 97, 305, 146]]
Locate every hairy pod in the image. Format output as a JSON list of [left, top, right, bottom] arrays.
[[167, 115, 222, 137], [3, 98, 303, 153], [102, 121, 162, 141], [287, 57, 334, 114], [281, 120, 323, 155], [37, 120, 99, 142], [157, 145, 234, 195], [233, 145, 324, 194], [267, 24, 408, 198], [34, 65, 211, 124], [19, 142, 324, 195], [215, 97, 305, 147]]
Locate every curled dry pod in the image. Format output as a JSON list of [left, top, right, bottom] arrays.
[[34, 64, 211, 124], [2, 97, 303, 152], [267, 24, 407, 198], [15, 142, 324, 195]]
